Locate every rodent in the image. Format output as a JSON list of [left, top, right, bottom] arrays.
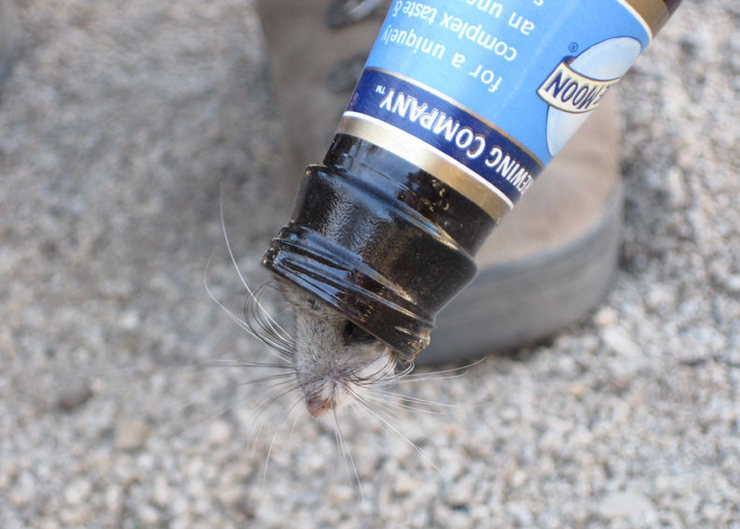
[[278, 279, 398, 417], [210, 199, 404, 419]]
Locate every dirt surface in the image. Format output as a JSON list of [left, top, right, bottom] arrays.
[[1, 1, 738, 528]]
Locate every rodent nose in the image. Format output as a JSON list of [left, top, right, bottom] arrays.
[[307, 397, 333, 418]]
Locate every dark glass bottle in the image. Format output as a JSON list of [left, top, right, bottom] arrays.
[[264, 133, 496, 361]]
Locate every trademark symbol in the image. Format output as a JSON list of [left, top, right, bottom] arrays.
[[568, 42, 579, 53], [375, 85, 386, 95]]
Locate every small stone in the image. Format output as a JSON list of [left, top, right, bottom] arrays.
[[597, 491, 654, 519], [170, 494, 190, 516], [59, 507, 90, 526], [701, 502, 725, 521], [208, 419, 232, 445], [64, 478, 92, 506], [114, 418, 150, 451], [10, 472, 35, 506], [56, 379, 93, 412], [470, 504, 491, 522], [726, 274, 740, 293], [645, 285, 674, 311], [602, 327, 641, 357], [446, 477, 474, 507], [0, 460, 18, 491], [393, 472, 417, 495], [218, 486, 245, 507], [438, 449, 465, 480], [569, 382, 588, 398], [105, 485, 123, 514], [665, 167, 689, 207], [186, 477, 207, 499], [325, 484, 354, 506], [38, 518, 60, 529], [119, 310, 140, 330], [594, 307, 618, 327], [153, 475, 169, 506], [138, 504, 160, 525], [507, 501, 534, 526]]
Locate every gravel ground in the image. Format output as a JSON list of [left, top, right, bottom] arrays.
[[1, 1, 738, 528]]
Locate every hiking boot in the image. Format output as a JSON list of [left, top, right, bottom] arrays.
[[256, 0, 622, 364]]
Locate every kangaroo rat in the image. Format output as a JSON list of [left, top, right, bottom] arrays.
[[208, 202, 413, 420], [278, 279, 399, 418]]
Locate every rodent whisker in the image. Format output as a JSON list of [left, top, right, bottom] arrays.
[[249, 281, 296, 346], [360, 391, 445, 416], [186, 359, 293, 370], [204, 253, 292, 362], [156, 377, 265, 441], [262, 396, 303, 483], [332, 408, 364, 498], [357, 393, 437, 417], [246, 382, 302, 455], [366, 388, 465, 410], [218, 192, 293, 345], [244, 282, 297, 355], [346, 354, 400, 386], [392, 357, 486, 384], [204, 265, 295, 364], [355, 361, 414, 387], [346, 386, 442, 475], [232, 372, 297, 389]]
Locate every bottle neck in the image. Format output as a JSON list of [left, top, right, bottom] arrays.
[[263, 134, 495, 361], [322, 134, 496, 255]]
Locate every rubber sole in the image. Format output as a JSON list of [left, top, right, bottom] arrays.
[[419, 182, 622, 364]]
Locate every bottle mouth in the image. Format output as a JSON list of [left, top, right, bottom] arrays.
[[263, 162, 480, 362], [264, 222, 434, 360]]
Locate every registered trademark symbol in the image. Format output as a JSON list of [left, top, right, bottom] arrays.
[[568, 42, 579, 53]]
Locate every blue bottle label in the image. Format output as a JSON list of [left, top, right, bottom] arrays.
[[338, 0, 667, 219]]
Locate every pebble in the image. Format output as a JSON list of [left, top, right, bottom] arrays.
[[153, 475, 170, 506], [645, 285, 675, 312], [59, 507, 90, 526], [596, 491, 655, 519], [119, 309, 140, 330], [63, 478, 92, 506], [325, 485, 354, 505], [137, 504, 160, 525], [56, 379, 93, 412], [602, 326, 641, 357], [114, 418, 150, 451], [393, 472, 417, 496], [208, 419, 232, 445], [446, 477, 475, 507], [104, 486, 123, 515], [218, 486, 245, 507], [38, 519, 60, 529], [593, 307, 618, 327], [9, 472, 35, 507]]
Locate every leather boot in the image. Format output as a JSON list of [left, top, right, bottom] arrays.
[[256, 0, 622, 364]]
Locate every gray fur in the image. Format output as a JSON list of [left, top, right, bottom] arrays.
[[279, 280, 395, 417]]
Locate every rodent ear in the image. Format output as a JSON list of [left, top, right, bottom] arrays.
[[278, 279, 322, 312], [342, 320, 376, 345], [303, 294, 319, 311]]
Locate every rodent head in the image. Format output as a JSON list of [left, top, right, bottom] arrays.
[[279, 280, 396, 418]]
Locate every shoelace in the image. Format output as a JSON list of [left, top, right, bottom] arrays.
[[323, 0, 386, 29]]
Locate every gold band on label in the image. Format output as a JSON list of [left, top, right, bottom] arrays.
[[338, 112, 513, 221], [368, 67, 544, 170], [621, 0, 670, 36]]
